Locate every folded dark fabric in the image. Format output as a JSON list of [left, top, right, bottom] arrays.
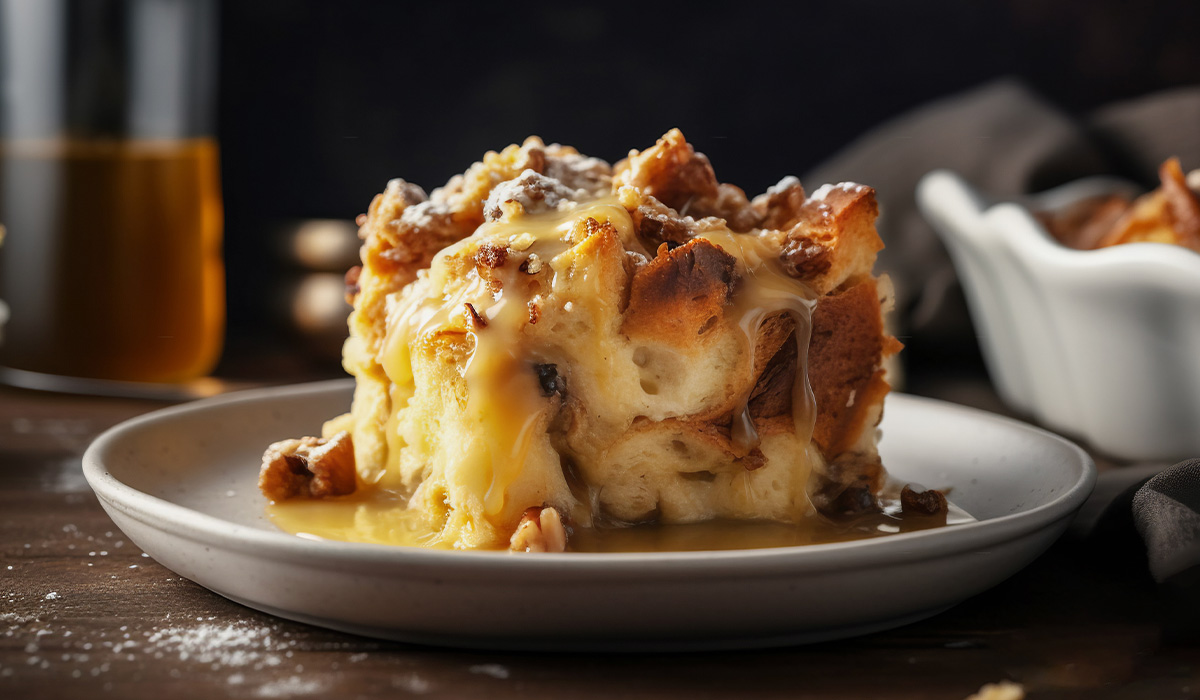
[[1133, 458, 1200, 583], [1090, 86, 1200, 185], [804, 78, 1200, 361]]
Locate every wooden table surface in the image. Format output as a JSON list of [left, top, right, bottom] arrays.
[[1, 375, 1197, 700]]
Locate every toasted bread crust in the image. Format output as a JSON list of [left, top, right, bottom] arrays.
[[779, 183, 883, 295], [623, 238, 738, 342], [613, 129, 720, 212], [809, 278, 895, 458]]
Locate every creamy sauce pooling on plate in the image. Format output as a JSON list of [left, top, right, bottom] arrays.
[[268, 482, 974, 552]]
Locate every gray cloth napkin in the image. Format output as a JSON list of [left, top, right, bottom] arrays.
[[805, 79, 1200, 585], [1134, 459, 1200, 583]]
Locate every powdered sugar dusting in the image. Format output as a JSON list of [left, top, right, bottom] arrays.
[[392, 673, 433, 694], [1, 608, 341, 691], [808, 183, 835, 201], [1, 612, 38, 626], [145, 622, 287, 668], [470, 663, 510, 679], [808, 181, 867, 202], [767, 175, 801, 195], [254, 676, 327, 697], [399, 200, 440, 228], [4, 517, 395, 693]]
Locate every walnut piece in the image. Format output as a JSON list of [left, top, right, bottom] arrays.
[[482, 169, 586, 222], [259, 431, 356, 501], [901, 483, 948, 516], [509, 506, 568, 553]]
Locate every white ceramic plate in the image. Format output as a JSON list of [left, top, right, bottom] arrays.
[[83, 379, 1095, 651]]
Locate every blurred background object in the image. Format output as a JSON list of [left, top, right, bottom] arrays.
[[270, 218, 357, 363], [0, 0, 222, 388]]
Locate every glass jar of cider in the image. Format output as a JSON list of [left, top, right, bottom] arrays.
[[0, 0, 223, 387]]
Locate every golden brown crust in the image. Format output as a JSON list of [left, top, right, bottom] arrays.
[[746, 319, 798, 426], [613, 128, 720, 212], [809, 278, 895, 458], [622, 238, 738, 343], [778, 183, 883, 295], [354, 180, 467, 360], [350, 139, 614, 368], [624, 191, 705, 250], [688, 183, 763, 232], [754, 177, 808, 231]]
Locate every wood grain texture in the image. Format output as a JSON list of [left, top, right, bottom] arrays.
[[1, 381, 1196, 700]]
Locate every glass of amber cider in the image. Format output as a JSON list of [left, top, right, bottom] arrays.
[[0, 0, 223, 388]]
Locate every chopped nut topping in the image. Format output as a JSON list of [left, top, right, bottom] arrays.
[[259, 431, 356, 501], [474, 242, 509, 269], [749, 176, 808, 231], [463, 302, 488, 330], [901, 484, 948, 516], [828, 484, 879, 517], [780, 235, 833, 278], [483, 169, 587, 222], [509, 506, 568, 553], [521, 253, 544, 274], [509, 232, 536, 251], [542, 152, 612, 193]]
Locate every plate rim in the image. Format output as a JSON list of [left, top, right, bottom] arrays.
[[82, 379, 1097, 577]]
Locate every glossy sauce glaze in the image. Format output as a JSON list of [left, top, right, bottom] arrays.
[[697, 228, 817, 454], [374, 196, 641, 513]]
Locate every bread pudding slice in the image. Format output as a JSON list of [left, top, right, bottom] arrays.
[[260, 129, 902, 551]]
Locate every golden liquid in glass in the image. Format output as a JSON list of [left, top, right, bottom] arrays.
[[0, 138, 224, 382]]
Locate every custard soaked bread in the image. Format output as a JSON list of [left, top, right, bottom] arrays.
[[260, 129, 903, 551]]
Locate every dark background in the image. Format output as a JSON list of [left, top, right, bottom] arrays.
[[216, 0, 1200, 373]]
